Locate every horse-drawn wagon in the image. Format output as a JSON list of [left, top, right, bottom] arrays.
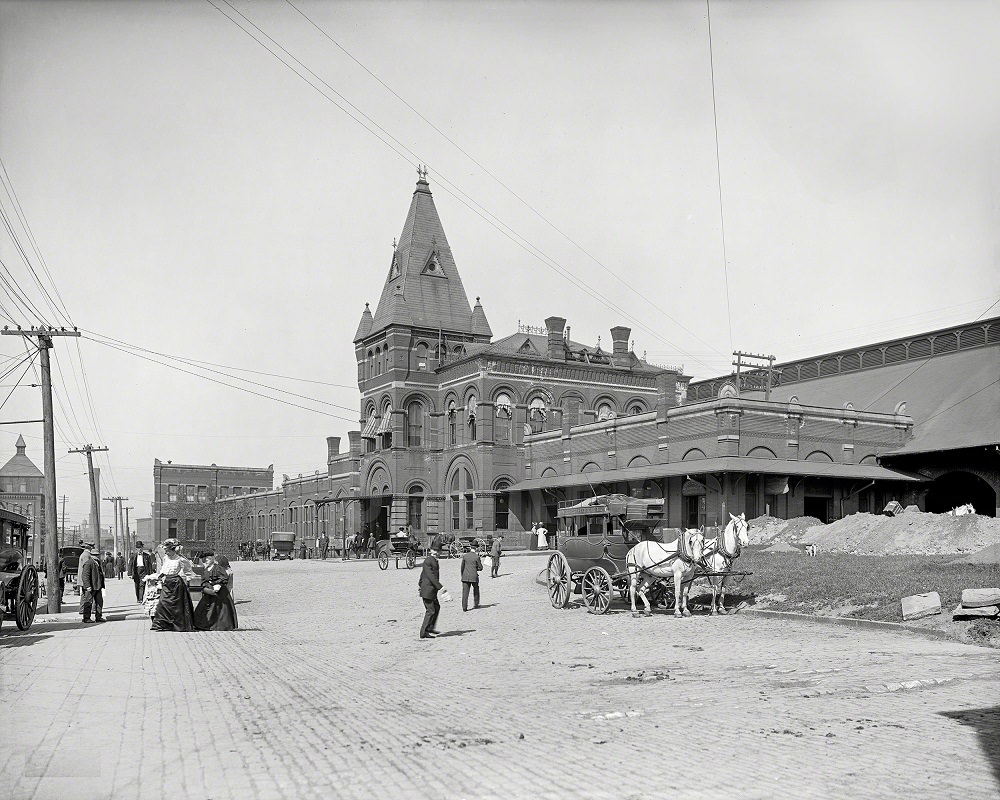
[[377, 536, 420, 570], [0, 506, 39, 631], [545, 494, 750, 617]]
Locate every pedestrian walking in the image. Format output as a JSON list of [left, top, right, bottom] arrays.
[[150, 538, 196, 632], [103, 552, 115, 579], [490, 535, 503, 578], [418, 547, 443, 639], [79, 543, 105, 624], [114, 552, 126, 580], [319, 532, 329, 560], [128, 541, 155, 602], [193, 550, 238, 631], [459, 547, 482, 611], [57, 554, 66, 601]]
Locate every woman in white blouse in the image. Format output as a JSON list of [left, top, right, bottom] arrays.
[[150, 538, 196, 632]]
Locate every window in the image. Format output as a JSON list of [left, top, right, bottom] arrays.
[[408, 486, 423, 530], [448, 401, 457, 445], [416, 343, 428, 370], [495, 482, 510, 530], [168, 519, 178, 537], [495, 393, 512, 442], [367, 350, 374, 378], [233, 487, 243, 496], [185, 485, 195, 502], [196, 519, 207, 541], [529, 397, 547, 432], [374, 347, 381, 376], [197, 485, 208, 503], [407, 400, 424, 447], [185, 519, 195, 538], [597, 402, 614, 421], [168, 484, 178, 502], [449, 467, 474, 531], [466, 395, 477, 441], [219, 486, 230, 498], [628, 404, 644, 415]]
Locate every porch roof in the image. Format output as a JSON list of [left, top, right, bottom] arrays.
[[509, 456, 925, 493]]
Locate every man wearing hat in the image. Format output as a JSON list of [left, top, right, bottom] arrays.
[[78, 542, 106, 623], [128, 541, 155, 603], [417, 546, 444, 639]]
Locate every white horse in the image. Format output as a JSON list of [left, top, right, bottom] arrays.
[[702, 513, 750, 616], [950, 503, 975, 516], [627, 529, 705, 618]]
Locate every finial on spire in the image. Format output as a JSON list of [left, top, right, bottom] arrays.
[[392, 237, 396, 251], [631, 339, 635, 351], [417, 164, 428, 181]]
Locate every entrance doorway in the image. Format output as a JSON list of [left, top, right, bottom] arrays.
[[925, 472, 996, 517], [803, 496, 830, 523]]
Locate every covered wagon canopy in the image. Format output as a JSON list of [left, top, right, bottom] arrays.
[[511, 456, 924, 494]]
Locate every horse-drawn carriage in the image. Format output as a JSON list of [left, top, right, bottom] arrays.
[[59, 545, 85, 595], [545, 494, 750, 617], [0, 506, 39, 631], [377, 536, 420, 570], [270, 532, 296, 560]]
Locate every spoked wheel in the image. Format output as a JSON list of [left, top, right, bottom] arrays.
[[15, 565, 38, 631], [405, 550, 416, 569], [448, 543, 461, 559], [546, 552, 572, 609], [582, 567, 613, 615], [377, 551, 389, 570]]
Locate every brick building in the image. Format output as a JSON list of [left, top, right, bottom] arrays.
[[152, 460, 274, 551], [0, 435, 45, 557]]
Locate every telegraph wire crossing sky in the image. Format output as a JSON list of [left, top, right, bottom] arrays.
[[0, 0, 997, 526]]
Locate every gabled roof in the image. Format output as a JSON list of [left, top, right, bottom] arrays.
[[741, 345, 1000, 455], [478, 332, 661, 372], [0, 435, 42, 478], [365, 175, 488, 340]]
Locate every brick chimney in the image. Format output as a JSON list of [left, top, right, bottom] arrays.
[[347, 431, 362, 458], [545, 316, 566, 361], [610, 326, 631, 366], [656, 369, 679, 414], [326, 436, 341, 464]]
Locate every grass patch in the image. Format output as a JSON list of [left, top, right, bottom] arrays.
[[695, 549, 1000, 623]]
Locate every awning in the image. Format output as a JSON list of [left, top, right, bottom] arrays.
[[509, 456, 926, 493], [361, 415, 378, 438], [376, 410, 393, 435]]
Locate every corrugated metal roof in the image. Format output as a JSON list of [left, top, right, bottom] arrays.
[[509, 456, 924, 492]]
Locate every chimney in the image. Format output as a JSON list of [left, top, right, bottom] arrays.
[[348, 430, 362, 458], [656, 369, 679, 414], [610, 326, 631, 365], [545, 316, 566, 361], [326, 436, 341, 464]]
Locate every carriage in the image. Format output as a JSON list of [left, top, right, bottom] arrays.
[[59, 545, 85, 595], [377, 536, 420, 570], [0, 506, 39, 631], [545, 494, 750, 616], [270, 532, 296, 560]]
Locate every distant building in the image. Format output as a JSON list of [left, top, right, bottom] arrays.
[[0, 435, 45, 554], [152, 460, 273, 552], [136, 516, 153, 545]]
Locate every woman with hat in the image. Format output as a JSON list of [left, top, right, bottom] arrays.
[[192, 550, 238, 631], [149, 538, 196, 632]]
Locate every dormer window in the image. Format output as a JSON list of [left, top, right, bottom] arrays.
[[422, 251, 445, 277]]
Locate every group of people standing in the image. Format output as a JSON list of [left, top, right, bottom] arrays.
[[417, 534, 503, 639]]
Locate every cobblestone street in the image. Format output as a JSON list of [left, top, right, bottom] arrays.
[[2, 554, 998, 800]]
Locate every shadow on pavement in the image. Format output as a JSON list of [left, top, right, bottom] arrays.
[[435, 629, 474, 638], [470, 604, 498, 610], [0, 632, 53, 647], [940, 706, 1000, 791]]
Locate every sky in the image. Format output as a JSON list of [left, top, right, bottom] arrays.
[[0, 0, 997, 532]]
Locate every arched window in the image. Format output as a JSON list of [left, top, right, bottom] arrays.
[[450, 468, 474, 531], [408, 485, 423, 530], [407, 400, 424, 447], [529, 396, 547, 432], [415, 342, 428, 371], [448, 400, 458, 445], [628, 403, 644, 415], [597, 402, 614, 421], [495, 392, 512, 443], [466, 394, 478, 441], [367, 350, 374, 378], [374, 347, 381, 376]]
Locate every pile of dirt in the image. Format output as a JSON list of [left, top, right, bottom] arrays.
[[801, 510, 1000, 555], [948, 542, 1000, 564], [747, 515, 824, 545]]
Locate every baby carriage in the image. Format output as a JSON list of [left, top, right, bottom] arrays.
[[143, 576, 161, 618]]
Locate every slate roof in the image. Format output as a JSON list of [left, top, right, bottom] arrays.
[[739, 345, 1000, 455], [476, 332, 662, 372], [363, 176, 490, 340], [0, 435, 43, 478]]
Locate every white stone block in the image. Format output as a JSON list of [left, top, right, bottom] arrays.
[[961, 588, 1000, 608], [952, 604, 999, 619], [901, 591, 941, 621]]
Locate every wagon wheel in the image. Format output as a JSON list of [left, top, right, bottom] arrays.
[[15, 565, 38, 631], [582, 567, 613, 615], [546, 552, 572, 609], [448, 543, 461, 559], [405, 550, 416, 569], [377, 551, 389, 570]]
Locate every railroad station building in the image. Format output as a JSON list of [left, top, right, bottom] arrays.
[[201, 174, 998, 557], [0, 435, 46, 556]]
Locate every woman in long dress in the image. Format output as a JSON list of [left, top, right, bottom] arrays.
[[150, 538, 196, 632], [193, 550, 238, 631]]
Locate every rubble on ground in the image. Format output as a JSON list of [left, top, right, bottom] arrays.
[[749, 510, 1000, 555]]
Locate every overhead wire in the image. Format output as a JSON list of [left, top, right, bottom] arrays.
[[206, 0, 719, 372]]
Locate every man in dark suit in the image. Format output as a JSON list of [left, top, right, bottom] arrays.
[[417, 548, 443, 639], [490, 535, 503, 578], [79, 543, 105, 623], [128, 541, 155, 602], [459, 548, 482, 611]]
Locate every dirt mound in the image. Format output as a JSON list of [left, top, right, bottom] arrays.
[[748, 515, 824, 545], [762, 541, 801, 554], [802, 511, 1000, 555], [949, 542, 1000, 564]]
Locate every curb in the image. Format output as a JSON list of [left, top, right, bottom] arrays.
[[740, 607, 953, 641]]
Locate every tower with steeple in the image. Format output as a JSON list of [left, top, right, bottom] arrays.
[[0, 434, 46, 543]]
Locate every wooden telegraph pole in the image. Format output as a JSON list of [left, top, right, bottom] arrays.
[[69, 444, 109, 563], [125, 505, 134, 553], [2, 325, 81, 613]]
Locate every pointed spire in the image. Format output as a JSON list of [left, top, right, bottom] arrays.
[[15, 435, 26, 454], [353, 303, 374, 342], [470, 296, 492, 338]]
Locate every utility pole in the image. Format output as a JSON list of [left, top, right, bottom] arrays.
[[59, 494, 68, 551], [69, 444, 109, 561], [2, 325, 81, 613], [732, 351, 779, 401], [125, 506, 134, 553], [104, 496, 127, 555]]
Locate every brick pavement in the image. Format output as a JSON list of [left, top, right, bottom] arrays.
[[1, 553, 998, 800]]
